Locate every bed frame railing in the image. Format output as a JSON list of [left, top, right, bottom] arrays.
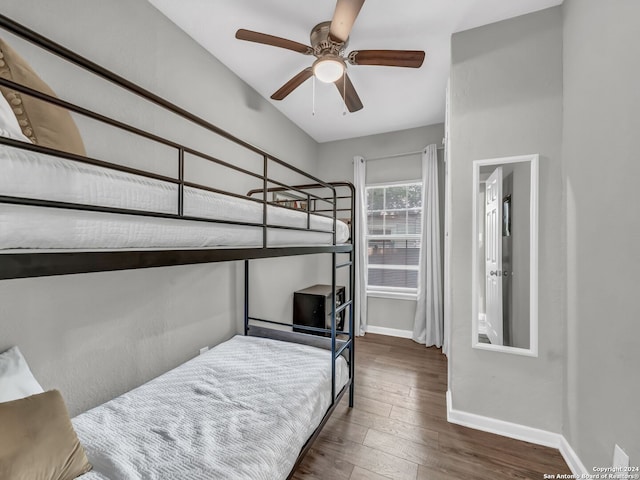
[[0, 13, 347, 252], [0, 14, 356, 282], [0, 15, 356, 466], [1, 12, 355, 393]]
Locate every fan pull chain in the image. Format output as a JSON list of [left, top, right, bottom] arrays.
[[342, 74, 347, 116], [312, 75, 316, 116]]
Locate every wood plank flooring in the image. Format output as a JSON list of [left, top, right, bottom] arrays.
[[293, 334, 570, 480]]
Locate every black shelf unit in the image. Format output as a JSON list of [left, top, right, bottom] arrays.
[[293, 284, 346, 335]]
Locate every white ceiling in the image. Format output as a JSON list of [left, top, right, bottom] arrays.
[[149, 0, 561, 143]]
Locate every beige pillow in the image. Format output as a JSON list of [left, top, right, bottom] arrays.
[[0, 37, 86, 156], [0, 390, 92, 480]]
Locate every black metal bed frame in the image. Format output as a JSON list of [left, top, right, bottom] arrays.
[[0, 13, 355, 478]]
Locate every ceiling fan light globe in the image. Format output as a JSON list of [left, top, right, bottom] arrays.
[[313, 58, 345, 83]]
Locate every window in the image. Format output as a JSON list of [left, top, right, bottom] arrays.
[[366, 181, 422, 298]]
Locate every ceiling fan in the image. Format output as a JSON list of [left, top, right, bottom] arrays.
[[235, 0, 425, 113]]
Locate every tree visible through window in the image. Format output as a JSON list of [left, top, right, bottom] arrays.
[[366, 181, 422, 296]]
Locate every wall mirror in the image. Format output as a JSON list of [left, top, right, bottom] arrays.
[[472, 154, 538, 356]]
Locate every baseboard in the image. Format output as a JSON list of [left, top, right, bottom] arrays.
[[365, 325, 413, 339], [446, 390, 587, 476], [446, 390, 560, 448], [559, 436, 589, 476]]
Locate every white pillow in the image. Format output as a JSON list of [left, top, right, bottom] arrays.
[[0, 92, 32, 143], [0, 346, 44, 403]]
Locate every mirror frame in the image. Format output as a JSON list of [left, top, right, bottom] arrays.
[[471, 154, 539, 357]]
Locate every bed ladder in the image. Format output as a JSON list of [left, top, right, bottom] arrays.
[[242, 182, 356, 409], [243, 251, 355, 409], [332, 250, 355, 408]]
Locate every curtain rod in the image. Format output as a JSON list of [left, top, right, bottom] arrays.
[[364, 146, 444, 162]]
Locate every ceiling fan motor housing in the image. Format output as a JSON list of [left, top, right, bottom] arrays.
[[311, 21, 347, 57]]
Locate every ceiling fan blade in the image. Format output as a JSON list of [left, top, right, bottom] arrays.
[[329, 0, 365, 43], [348, 50, 426, 68], [271, 68, 314, 100], [236, 29, 313, 55], [334, 73, 363, 112]]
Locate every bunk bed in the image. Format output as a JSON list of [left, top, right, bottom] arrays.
[[0, 13, 355, 480]]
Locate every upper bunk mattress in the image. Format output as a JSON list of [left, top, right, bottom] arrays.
[[72, 335, 349, 480], [0, 147, 350, 250]]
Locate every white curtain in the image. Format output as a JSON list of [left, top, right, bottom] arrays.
[[353, 156, 368, 336], [412, 144, 444, 347]]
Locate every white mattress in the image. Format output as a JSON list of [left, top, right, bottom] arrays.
[[0, 147, 349, 249], [73, 335, 349, 480]]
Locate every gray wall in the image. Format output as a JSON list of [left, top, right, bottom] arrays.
[[0, 0, 321, 416], [317, 125, 444, 332], [449, 7, 564, 431], [562, 0, 640, 469]]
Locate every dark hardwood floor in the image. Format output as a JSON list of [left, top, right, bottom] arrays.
[[293, 334, 571, 480]]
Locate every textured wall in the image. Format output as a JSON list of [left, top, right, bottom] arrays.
[[449, 7, 564, 432], [562, 0, 640, 469]]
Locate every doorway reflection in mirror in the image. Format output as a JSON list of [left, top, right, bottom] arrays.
[[472, 155, 538, 356]]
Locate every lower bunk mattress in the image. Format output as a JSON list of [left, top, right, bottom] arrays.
[[72, 335, 349, 480], [0, 146, 350, 250]]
